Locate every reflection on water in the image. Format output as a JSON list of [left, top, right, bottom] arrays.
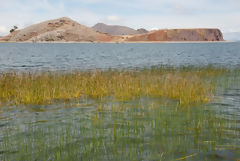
[[0, 73, 239, 161]]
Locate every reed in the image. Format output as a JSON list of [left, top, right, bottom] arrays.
[[0, 67, 239, 161], [0, 67, 227, 106]]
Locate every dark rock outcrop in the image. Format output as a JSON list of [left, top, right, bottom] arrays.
[[137, 28, 148, 34]]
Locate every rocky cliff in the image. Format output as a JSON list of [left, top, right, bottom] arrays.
[[126, 29, 224, 41], [92, 23, 148, 35]]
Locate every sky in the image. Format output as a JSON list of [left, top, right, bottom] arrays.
[[0, 0, 239, 36]]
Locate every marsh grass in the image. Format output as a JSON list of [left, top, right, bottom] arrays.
[[0, 67, 239, 161], [0, 67, 228, 106]]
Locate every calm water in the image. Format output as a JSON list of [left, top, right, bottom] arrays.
[[0, 43, 239, 160], [0, 42, 240, 71]]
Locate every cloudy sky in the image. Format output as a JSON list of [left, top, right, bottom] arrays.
[[0, 0, 239, 36]]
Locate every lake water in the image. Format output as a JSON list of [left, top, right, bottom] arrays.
[[0, 43, 239, 160], [0, 42, 240, 71]]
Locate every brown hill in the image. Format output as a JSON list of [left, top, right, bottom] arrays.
[[0, 31, 20, 42], [1, 17, 224, 42], [3, 17, 119, 42], [126, 29, 224, 42], [92, 23, 148, 35]]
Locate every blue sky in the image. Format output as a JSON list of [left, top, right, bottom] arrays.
[[0, 0, 239, 35]]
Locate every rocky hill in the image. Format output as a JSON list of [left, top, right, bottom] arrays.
[[92, 23, 148, 35], [126, 29, 224, 42], [0, 17, 224, 42], [2, 17, 119, 42]]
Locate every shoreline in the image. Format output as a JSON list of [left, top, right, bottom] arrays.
[[0, 40, 234, 44]]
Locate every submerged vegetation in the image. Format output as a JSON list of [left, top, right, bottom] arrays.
[[0, 66, 239, 161], [1, 102, 239, 161], [0, 67, 228, 106]]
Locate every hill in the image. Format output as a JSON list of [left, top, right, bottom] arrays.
[[2, 17, 119, 42], [0, 17, 224, 42], [92, 23, 148, 35]]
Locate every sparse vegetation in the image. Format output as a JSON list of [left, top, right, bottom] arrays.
[[9, 26, 18, 33], [59, 19, 66, 23]]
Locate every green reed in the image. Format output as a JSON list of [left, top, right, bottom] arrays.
[[0, 67, 239, 161]]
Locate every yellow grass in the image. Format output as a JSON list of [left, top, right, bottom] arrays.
[[0, 67, 225, 106]]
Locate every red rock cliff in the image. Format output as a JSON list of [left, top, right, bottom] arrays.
[[126, 29, 224, 42]]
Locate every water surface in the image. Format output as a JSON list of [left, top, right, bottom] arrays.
[[0, 42, 240, 71], [0, 43, 239, 161]]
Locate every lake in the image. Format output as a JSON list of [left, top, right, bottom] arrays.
[[0, 42, 240, 71], [0, 42, 239, 161]]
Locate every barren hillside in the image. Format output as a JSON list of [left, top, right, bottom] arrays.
[[0, 17, 224, 42], [3, 17, 119, 42]]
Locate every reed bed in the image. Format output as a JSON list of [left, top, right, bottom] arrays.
[[0, 67, 226, 106], [1, 67, 239, 161]]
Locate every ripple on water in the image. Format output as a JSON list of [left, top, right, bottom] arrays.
[[0, 43, 240, 71]]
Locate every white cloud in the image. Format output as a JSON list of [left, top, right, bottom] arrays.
[[150, 27, 159, 31], [69, 9, 103, 26], [107, 16, 120, 22], [0, 26, 8, 35], [101, 15, 125, 25]]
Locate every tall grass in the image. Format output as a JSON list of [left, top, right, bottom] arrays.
[[0, 67, 227, 106], [0, 67, 239, 161]]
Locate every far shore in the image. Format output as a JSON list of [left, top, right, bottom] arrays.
[[0, 40, 233, 44]]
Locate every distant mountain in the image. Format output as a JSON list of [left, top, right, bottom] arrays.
[[92, 23, 148, 35], [0, 17, 119, 42], [137, 28, 148, 34], [223, 32, 240, 42]]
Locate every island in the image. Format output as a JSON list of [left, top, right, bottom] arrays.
[[0, 17, 224, 43]]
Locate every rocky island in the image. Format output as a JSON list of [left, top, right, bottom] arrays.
[[0, 17, 224, 42]]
